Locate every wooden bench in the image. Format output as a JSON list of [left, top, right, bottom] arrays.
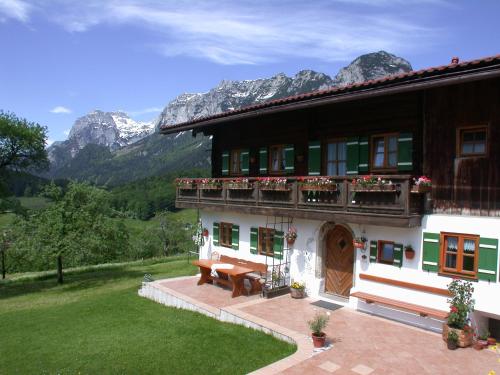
[[219, 255, 267, 293], [359, 273, 451, 297], [350, 291, 448, 320]]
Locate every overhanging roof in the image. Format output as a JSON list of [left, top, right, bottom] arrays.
[[160, 54, 500, 135]]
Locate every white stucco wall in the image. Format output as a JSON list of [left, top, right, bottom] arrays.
[[198, 209, 500, 332]]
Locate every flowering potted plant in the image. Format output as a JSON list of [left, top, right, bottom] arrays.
[[198, 178, 222, 190], [353, 236, 367, 250], [442, 279, 475, 347], [226, 178, 253, 190], [308, 312, 330, 348], [411, 176, 432, 193], [176, 178, 196, 190], [298, 177, 337, 191], [404, 244, 415, 259], [285, 226, 297, 246], [475, 330, 490, 350], [258, 177, 289, 191], [351, 176, 395, 192], [290, 281, 305, 299], [202, 228, 209, 238]]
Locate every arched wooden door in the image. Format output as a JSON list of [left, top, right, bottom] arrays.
[[325, 225, 354, 297]]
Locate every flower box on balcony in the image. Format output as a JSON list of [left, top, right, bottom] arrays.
[[411, 185, 431, 194], [351, 185, 396, 192], [226, 179, 253, 190], [199, 184, 222, 190], [259, 186, 291, 192], [299, 185, 337, 192], [178, 184, 196, 190]]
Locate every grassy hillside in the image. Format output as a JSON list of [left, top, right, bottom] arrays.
[[0, 258, 295, 374], [48, 131, 211, 187]]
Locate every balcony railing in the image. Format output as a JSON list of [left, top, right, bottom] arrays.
[[175, 176, 428, 227]]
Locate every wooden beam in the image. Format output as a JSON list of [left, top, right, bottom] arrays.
[[359, 273, 451, 296]]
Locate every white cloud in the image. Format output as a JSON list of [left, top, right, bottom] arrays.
[[17, 1, 448, 65], [50, 106, 72, 114], [126, 107, 163, 116], [0, 0, 31, 22]]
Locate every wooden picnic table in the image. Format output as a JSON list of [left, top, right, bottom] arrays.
[[193, 259, 255, 298]]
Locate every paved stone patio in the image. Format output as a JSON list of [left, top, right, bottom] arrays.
[[141, 276, 499, 375]]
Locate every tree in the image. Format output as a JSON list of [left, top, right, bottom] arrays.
[[0, 111, 48, 174], [11, 182, 129, 283]]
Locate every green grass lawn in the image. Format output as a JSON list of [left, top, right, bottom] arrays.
[[0, 258, 296, 374]]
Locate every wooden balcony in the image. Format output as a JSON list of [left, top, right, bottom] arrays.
[[175, 176, 427, 227]]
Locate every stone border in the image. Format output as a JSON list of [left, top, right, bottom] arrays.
[[138, 277, 313, 374]]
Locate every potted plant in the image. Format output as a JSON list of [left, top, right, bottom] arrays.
[[199, 178, 222, 190], [308, 312, 330, 348], [351, 176, 395, 192], [258, 177, 289, 191], [404, 244, 415, 259], [353, 236, 367, 250], [411, 176, 432, 193], [285, 226, 297, 246], [442, 279, 475, 348], [447, 330, 459, 350], [202, 228, 209, 238], [226, 178, 253, 190], [176, 178, 196, 190], [476, 330, 490, 349], [488, 335, 497, 346], [290, 281, 305, 298]]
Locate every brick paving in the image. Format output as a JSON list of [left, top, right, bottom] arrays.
[[154, 277, 499, 375]]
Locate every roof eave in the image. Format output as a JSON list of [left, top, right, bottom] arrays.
[[159, 64, 500, 135]]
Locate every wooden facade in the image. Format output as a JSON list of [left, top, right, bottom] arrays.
[[200, 78, 499, 218]]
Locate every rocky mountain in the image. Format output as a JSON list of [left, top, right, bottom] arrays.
[[156, 51, 412, 128], [48, 51, 412, 185]]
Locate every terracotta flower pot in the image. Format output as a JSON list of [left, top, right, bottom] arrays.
[[287, 238, 296, 246], [290, 288, 305, 299], [353, 241, 365, 249], [312, 332, 326, 348], [488, 337, 497, 346], [405, 249, 415, 259], [202, 229, 209, 237]]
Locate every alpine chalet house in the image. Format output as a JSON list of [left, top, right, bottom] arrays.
[[160, 54, 500, 334]]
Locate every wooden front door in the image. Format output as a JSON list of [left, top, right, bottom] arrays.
[[325, 225, 354, 297]]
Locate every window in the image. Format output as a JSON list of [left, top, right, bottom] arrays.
[[230, 149, 242, 175], [372, 134, 398, 170], [325, 140, 347, 176], [219, 222, 233, 248], [378, 240, 394, 265], [439, 232, 479, 278], [269, 145, 286, 173], [458, 126, 488, 157], [258, 227, 275, 256]]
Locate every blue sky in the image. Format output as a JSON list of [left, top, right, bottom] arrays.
[[1, 0, 499, 145]]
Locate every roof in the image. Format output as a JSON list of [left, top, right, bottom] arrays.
[[160, 53, 500, 134]]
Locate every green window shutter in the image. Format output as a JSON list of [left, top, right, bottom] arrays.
[[346, 137, 359, 175], [250, 227, 258, 254], [284, 144, 295, 174], [213, 222, 220, 246], [231, 225, 240, 250], [240, 150, 249, 175], [308, 141, 321, 176], [222, 151, 229, 176], [397, 132, 413, 172], [259, 147, 268, 175], [478, 237, 498, 282], [370, 241, 378, 263], [273, 230, 284, 260], [422, 232, 439, 272], [358, 136, 369, 173], [393, 243, 403, 268]]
